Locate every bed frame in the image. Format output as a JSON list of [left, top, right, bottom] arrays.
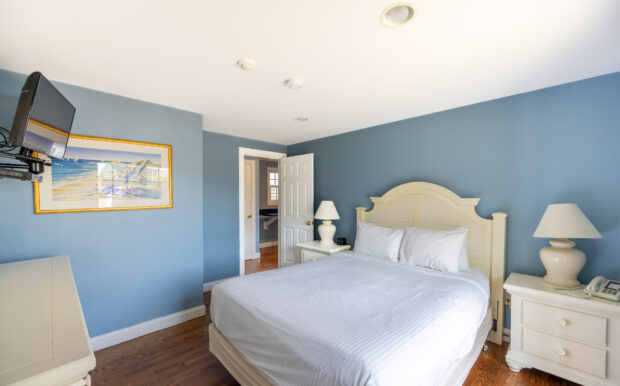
[[356, 181, 507, 345], [209, 181, 507, 385]]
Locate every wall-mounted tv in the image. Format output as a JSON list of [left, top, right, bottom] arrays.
[[9, 72, 75, 159]]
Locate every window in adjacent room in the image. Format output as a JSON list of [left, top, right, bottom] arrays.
[[267, 167, 279, 205]]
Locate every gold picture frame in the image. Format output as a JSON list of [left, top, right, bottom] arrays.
[[34, 134, 173, 214]]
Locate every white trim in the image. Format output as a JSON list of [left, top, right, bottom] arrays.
[[239, 147, 286, 276], [259, 241, 278, 248], [503, 327, 511, 342], [203, 279, 226, 292], [90, 305, 206, 351], [242, 158, 257, 262], [245, 252, 260, 261]]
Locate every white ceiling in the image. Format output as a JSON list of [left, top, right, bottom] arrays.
[[1, 0, 619, 145]]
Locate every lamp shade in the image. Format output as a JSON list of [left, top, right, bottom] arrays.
[[314, 200, 340, 220], [533, 203, 601, 239]]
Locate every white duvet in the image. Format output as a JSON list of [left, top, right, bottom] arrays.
[[211, 251, 489, 386]]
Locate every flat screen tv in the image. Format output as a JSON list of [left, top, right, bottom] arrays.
[[9, 72, 75, 159]]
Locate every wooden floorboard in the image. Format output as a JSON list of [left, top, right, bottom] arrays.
[[91, 292, 239, 386], [92, 289, 579, 386], [463, 338, 579, 386], [245, 246, 278, 274]]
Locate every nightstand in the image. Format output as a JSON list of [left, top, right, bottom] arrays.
[[504, 273, 620, 386], [297, 241, 350, 264]]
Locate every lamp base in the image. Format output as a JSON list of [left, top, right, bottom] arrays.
[[540, 238, 585, 288], [318, 220, 336, 246]]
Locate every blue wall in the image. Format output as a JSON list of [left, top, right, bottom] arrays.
[[203, 131, 285, 283], [3, 65, 618, 335], [0, 69, 205, 337], [289, 72, 620, 289]]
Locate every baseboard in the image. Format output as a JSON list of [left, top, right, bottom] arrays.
[[203, 279, 225, 292], [244, 252, 261, 261], [503, 327, 510, 342], [91, 305, 206, 351], [259, 241, 278, 248]]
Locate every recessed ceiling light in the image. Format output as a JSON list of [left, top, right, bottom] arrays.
[[284, 77, 304, 89], [293, 117, 309, 122], [380, 3, 416, 28], [236, 58, 256, 71]]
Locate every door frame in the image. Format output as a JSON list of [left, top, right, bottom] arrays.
[[238, 147, 286, 276], [243, 158, 257, 262]]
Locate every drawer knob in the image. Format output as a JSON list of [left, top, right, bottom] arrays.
[[557, 318, 568, 327], [555, 347, 567, 357]]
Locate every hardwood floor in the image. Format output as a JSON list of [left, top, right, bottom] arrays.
[[91, 292, 239, 386], [244, 245, 278, 274], [462, 340, 578, 386], [92, 291, 578, 386]]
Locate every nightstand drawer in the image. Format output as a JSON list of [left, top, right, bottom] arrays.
[[522, 327, 607, 378], [523, 300, 607, 346], [300, 249, 326, 263]]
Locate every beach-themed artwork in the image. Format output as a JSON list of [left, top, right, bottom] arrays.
[[34, 135, 172, 213]]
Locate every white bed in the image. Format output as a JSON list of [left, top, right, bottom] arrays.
[[209, 182, 507, 386]]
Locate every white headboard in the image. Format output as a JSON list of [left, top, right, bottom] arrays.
[[356, 182, 507, 344]]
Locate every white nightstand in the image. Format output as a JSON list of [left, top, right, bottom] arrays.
[[297, 241, 350, 264], [504, 273, 620, 386]]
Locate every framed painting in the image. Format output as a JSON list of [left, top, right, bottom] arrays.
[[34, 135, 172, 214]]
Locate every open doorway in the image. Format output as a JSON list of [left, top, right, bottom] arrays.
[[238, 147, 286, 276]]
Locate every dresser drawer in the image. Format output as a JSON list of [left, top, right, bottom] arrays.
[[300, 249, 326, 263], [522, 328, 607, 378], [523, 300, 607, 346]]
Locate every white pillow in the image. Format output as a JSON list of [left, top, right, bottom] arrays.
[[398, 227, 468, 273], [354, 221, 404, 261], [459, 235, 469, 270]]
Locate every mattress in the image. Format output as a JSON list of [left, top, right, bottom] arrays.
[[211, 251, 490, 386]]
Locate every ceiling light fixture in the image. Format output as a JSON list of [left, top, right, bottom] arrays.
[[236, 58, 256, 71], [380, 3, 416, 28], [284, 77, 304, 89], [293, 117, 309, 122]]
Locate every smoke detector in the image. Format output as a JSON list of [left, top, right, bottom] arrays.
[[236, 58, 256, 71], [381, 3, 416, 27], [293, 117, 309, 122], [284, 78, 304, 89]]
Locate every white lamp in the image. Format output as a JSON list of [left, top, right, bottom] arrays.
[[314, 200, 340, 246], [533, 203, 602, 288]]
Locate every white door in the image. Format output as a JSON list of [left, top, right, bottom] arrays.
[[278, 154, 314, 267], [243, 159, 256, 260]]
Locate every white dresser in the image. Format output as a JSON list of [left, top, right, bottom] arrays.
[[504, 273, 620, 386], [0, 256, 96, 386], [297, 241, 350, 264]]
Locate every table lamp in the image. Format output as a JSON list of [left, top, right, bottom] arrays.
[[314, 200, 340, 246], [533, 203, 602, 288]]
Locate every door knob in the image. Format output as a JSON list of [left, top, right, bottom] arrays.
[[247, 214, 252, 218], [306, 220, 313, 225]]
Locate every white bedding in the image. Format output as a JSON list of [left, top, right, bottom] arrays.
[[211, 251, 490, 386]]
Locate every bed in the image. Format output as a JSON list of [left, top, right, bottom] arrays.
[[209, 182, 507, 385]]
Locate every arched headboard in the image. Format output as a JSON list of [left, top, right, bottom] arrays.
[[356, 182, 507, 345]]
